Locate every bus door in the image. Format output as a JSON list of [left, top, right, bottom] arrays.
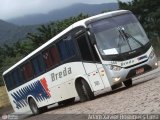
[[75, 32, 105, 91]]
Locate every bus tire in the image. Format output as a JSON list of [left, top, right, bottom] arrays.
[[123, 79, 132, 87], [29, 98, 47, 115], [76, 79, 94, 102]]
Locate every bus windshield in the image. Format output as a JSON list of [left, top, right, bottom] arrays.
[[88, 13, 149, 56]]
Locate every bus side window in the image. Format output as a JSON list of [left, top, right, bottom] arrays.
[[76, 33, 93, 61], [4, 74, 14, 91], [32, 54, 46, 76], [57, 34, 76, 61], [50, 46, 60, 66], [21, 62, 34, 81], [12, 69, 23, 87], [42, 50, 54, 70]]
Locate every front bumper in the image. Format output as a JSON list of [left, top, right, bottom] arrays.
[[105, 55, 158, 86]]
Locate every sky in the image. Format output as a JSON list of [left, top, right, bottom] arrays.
[[0, 0, 131, 20]]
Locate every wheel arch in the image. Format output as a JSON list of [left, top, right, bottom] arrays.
[[74, 76, 93, 92], [27, 95, 38, 107]]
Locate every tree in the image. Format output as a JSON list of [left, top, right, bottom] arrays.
[[0, 47, 5, 66], [3, 44, 15, 57], [26, 13, 89, 49]]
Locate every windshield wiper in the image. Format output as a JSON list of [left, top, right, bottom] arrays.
[[121, 28, 143, 47], [117, 26, 144, 54], [117, 27, 133, 54], [117, 30, 125, 54]]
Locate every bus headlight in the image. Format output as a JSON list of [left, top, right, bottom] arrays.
[[149, 50, 155, 59], [107, 65, 122, 71], [155, 62, 158, 66], [113, 77, 121, 82]]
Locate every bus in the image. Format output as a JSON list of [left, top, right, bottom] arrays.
[[2, 10, 158, 115]]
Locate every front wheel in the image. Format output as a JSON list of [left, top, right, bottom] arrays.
[[76, 79, 94, 102], [123, 79, 132, 87]]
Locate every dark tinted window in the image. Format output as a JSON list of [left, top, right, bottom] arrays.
[[4, 74, 14, 91], [43, 50, 54, 70], [57, 35, 76, 61], [21, 62, 34, 81], [50, 46, 60, 65], [12, 69, 23, 86], [76, 34, 93, 61], [32, 54, 45, 76]]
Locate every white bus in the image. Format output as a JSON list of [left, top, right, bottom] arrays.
[[2, 10, 158, 115]]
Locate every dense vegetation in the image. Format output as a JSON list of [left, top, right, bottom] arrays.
[[0, 0, 160, 86]]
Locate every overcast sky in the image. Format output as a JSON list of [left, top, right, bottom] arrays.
[[0, 0, 131, 20]]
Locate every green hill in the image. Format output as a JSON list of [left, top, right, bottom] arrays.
[[0, 20, 37, 45]]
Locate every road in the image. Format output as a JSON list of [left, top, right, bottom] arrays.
[[1, 63, 160, 120]]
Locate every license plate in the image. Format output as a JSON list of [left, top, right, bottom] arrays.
[[136, 68, 144, 75]]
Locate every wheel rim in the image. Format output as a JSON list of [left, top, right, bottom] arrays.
[[82, 84, 89, 99], [30, 99, 38, 114]]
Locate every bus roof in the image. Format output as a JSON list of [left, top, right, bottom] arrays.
[[3, 10, 130, 75]]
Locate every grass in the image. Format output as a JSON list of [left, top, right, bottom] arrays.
[[0, 86, 10, 108]]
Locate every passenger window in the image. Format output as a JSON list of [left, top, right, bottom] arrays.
[[76, 34, 93, 61], [32, 54, 45, 76], [50, 46, 60, 65], [4, 74, 14, 90], [57, 35, 76, 61], [43, 50, 54, 70], [21, 62, 34, 81], [12, 69, 23, 86]]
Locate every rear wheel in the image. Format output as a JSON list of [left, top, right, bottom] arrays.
[[76, 79, 94, 102], [123, 79, 132, 87], [29, 98, 47, 115]]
